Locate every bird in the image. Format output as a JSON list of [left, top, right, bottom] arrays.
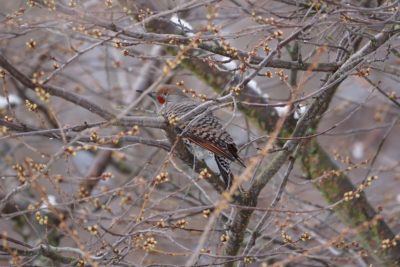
[[152, 84, 246, 189]]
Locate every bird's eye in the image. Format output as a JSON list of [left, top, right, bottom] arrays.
[[157, 95, 166, 104]]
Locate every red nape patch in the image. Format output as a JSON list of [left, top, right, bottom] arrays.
[[157, 96, 166, 104]]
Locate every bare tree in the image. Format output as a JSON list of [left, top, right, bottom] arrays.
[[0, 0, 399, 266]]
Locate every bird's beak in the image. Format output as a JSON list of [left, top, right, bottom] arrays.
[[136, 89, 155, 100]]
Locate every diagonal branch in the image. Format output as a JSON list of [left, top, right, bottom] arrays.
[[0, 53, 165, 128]]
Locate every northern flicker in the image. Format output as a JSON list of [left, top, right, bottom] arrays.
[[153, 85, 246, 188]]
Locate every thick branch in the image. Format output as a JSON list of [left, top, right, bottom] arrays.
[[0, 53, 165, 128]]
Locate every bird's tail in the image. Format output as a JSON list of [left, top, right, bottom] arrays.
[[215, 155, 233, 189]]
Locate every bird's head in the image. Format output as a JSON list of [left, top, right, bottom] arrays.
[[153, 85, 189, 106]]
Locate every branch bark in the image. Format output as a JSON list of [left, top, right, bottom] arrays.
[[135, 3, 400, 266], [0, 53, 165, 128]]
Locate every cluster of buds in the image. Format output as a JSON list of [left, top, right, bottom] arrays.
[[26, 38, 36, 49], [252, 12, 276, 25], [27, 204, 36, 212], [357, 67, 370, 77], [167, 114, 179, 125], [101, 172, 113, 180], [205, 23, 220, 34], [132, 234, 143, 248], [87, 225, 98, 235], [155, 218, 166, 228], [204, 5, 219, 32], [176, 81, 185, 87], [334, 240, 349, 249], [35, 211, 48, 225], [333, 151, 360, 165], [136, 215, 144, 223], [184, 90, 207, 102], [220, 39, 238, 57], [31, 71, 44, 85], [52, 62, 60, 69], [358, 249, 369, 257], [175, 219, 188, 229], [163, 34, 202, 75], [68, 0, 77, 8], [264, 70, 273, 78], [199, 168, 212, 179], [112, 130, 131, 145], [116, 190, 126, 198], [281, 231, 293, 243], [120, 194, 132, 206], [111, 132, 125, 146], [53, 174, 64, 183], [300, 232, 312, 241], [82, 144, 97, 151], [244, 257, 253, 264], [113, 39, 123, 49], [27, 0, 37, 7], [78, 186, 90, 198], [12, 158, 46, 184], [381, 236, 400, 249], [220, 233, 229, 243], [202, 209, 211, 218], [13, 163, 27, 184], [89, 28, 103, 38], [273, 30, 283, 38], [334, 240, 360, 250], [90, 131, 100, 142], [200, 248, 211, 253], [43, 0, 56, 11], [127, 125, 140, 135], [8, 8, 25, 19], [35, 87, 50, 102], [155, 172, 169, 184], [263, 43, 271, 54], [344, 190, 360, 201], [164, 59, 179, 73], [374, 105, 386, 122], [275, 69, 288, 81], [230, 86, 241, 96], [142, 236, 157, 251], [25, 157, 46, 173], [309, 0, 324, 10], [64, 146, 77, 156], [72, 24, 86, 33], [340, 14, 353, 24], [122, 6, 133, 16], [344, 176, 378, 201], [178, 84, 208, 102], [137, 8, 153, 21], [4, 115, 12, 122], [359, 175, 378, 190], [104, 0, 112, 8], [206, 4, 218, 23], [76, 259, 85, 267], [92, 198, 101, 209], [168, 36, 180, 45]]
